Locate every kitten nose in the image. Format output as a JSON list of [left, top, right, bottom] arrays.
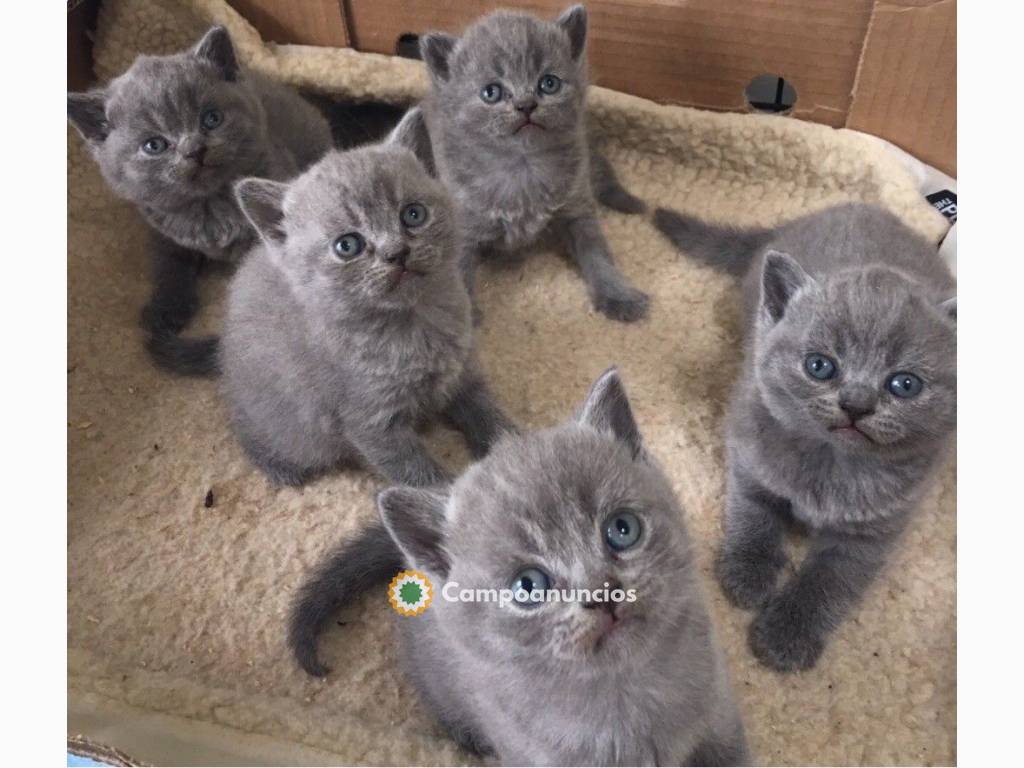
[[514, 99, 538, 116], [181, 141, 207, 163], [382, 246, 410, 267], [583, 579, 623, 613], [839, 386, 876, 421]]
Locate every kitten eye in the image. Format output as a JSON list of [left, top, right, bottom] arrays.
[[141, 136, 169, 155], [888, 372, 924, 399], [201, 108, 224, 130], [480, 83, 503, 104], [509, 567, 550, 607], [604, 510, 642, 552], [332, 233, 366, 260], [401, 202, 429, 228], [538, 74, 562, 95], [804, 353, 838, 381]]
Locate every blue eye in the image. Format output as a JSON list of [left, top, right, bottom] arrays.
[[401, 202, 428, 228], [538, 74, 562, 95], [201, 108, 223, 130], [888, 372, 924, 398], [480, 83, 503, 104], [605, 510, 642, 552], [141, 136, 169, 155], [509, 567, 550, 606], [333, 233, 365, 260], [804, 353, 838, 381]]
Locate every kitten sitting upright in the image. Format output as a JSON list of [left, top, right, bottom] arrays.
[[67, 26, 332, 373], [654, 203, 957, 672], [289, 369, 748, 765], [221, 108, 514, 487], [419, 5, 650, 322]]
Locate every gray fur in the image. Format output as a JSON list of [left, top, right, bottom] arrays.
[[365, 369, 748, 765], [220, 109, 514, 486], [420, 6, 649, 322], [68, 27, 332, 350], [657, 203, 957, 671]]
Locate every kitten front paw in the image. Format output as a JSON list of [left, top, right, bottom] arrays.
[[748, 595, 825, 672], [715, 545, 784, 609], [593, 283, 649, 322]]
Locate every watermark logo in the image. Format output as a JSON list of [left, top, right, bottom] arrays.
[[388, 569, 433, 616], [388, 573, 637, 615]]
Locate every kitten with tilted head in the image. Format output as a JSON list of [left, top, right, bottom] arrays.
[[67, 26, 332, 373], [419, 5, 650, 323], [289, 369, 749, 766], [217, 108, 513, 487], [654, 203, 956, 672]]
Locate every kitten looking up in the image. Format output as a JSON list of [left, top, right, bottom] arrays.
[[220, 108, 514, 487], [419, 5, 650, 322], [289, 368, 749, 766], [654, 203, 956, 672], [67, 26, 332, 372]]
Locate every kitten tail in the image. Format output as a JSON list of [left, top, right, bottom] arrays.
[[145, 331, 220, 378], [653, 208, 773, 275], [590, 151, 646, 214], [288, 522, 404, 677]]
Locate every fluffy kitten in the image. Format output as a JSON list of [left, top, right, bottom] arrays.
[[654, 203, 956, 671], [220, 108, 513, 486], [419, 5, 650, 322], [67, 26, 332, 368], [290, 369, 749, 766]]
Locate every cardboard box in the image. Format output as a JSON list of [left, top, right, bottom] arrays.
[[227, 0, 958, 175]]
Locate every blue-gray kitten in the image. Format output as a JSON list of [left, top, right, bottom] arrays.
[[420, 5, 650, 322], [654, 203, 956, 672], [220, 109, 513, 487], [67, 26, 331, 369], [290, 369, 748, 765]]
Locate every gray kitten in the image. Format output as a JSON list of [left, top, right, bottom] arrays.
[[290, 369, 748, 765], [220, 108, 513, 486], [67, 26, 331, 368], [654, 203, 957, 672], [419, 5, 650, 322]]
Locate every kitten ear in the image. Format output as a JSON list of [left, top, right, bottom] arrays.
[[420, 32, 456, 83], [67, 90, 109, 144], [577, 367, 644, 460], [760, 250, 812, 324], [193, 26, 238, 81], [386, 106, 436, 176], [234, 178, 287, 246], [378, 486, 450, 578], [556, 5, 588, 61], [939, 296, 957, 323]]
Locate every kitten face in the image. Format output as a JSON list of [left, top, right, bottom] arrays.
[[425, 9, 587, 147], [259, 146, 457, 309], [444, 430, 691, 669], [69, 28, 266, 207], [757, 266, 957, 456]]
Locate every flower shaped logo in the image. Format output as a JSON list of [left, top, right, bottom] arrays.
[[388, 569, 433, 616]]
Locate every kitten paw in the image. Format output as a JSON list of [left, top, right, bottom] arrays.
[[715, 546, 784, 610], [748, 596, 825, 672], [593, 283, 649, 322]]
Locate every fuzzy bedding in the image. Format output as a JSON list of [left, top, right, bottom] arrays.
[[67, 0, 955, 764]]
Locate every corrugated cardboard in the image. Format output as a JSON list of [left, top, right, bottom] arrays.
[[228, 0, 349, 47], [223, 0, 957, 174], [848, 0, 956, 175]]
